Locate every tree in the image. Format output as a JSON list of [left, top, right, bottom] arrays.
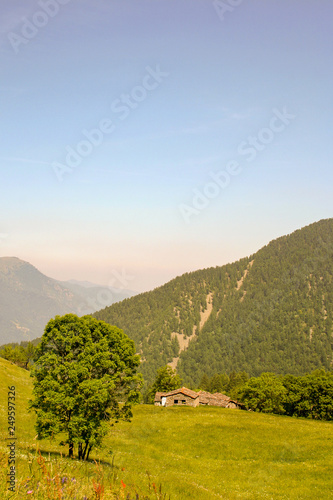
[[199, 373, 210, 391], [283, 371, 333, 420], [240, 373, 287, 414], [30, 314, 142, 460], [0, 345, 23, 365], [146, 365, 182, 403], [227, 371, 249, 399], [282, 374, 306, 417], [209, 373, 224, 393], [0, 342, 35, 369], [23, 342, 36, 369]]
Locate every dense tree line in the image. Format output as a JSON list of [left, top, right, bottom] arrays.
[[0, 341, 36, 369], [199, 371, 249, 399], [239, 370, 333, 420]]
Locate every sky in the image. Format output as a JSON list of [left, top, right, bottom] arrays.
[[1, 0, 332, 293]]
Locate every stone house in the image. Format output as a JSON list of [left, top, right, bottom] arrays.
[[154, 387, 200, 407], [154, 387, 243, 409]]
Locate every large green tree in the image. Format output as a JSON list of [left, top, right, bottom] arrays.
[[283, 371, 333, 420], [30, 314, 142, 460], [240, 372, 287, 414]]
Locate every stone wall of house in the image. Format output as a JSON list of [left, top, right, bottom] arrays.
[[165, 393, 199, 407]]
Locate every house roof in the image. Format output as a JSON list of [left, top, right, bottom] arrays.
[[212, 392, 230, 400], [198, 391, 234, 407], [197, 391, 211, 404], [163, 387, 199, 399], [154, 387, 244, 406]]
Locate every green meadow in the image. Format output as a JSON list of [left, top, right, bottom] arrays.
[[1, 357, 333, 499]]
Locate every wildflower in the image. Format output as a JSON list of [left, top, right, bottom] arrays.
[[121, 480, 126, 488], [27, 491, 33, 495]]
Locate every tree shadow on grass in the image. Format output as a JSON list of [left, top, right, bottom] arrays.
[[25, 446, 119, 469]]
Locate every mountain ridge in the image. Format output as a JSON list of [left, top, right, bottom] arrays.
[[0, 257, 135, 344], [94, 218, 333, 386]]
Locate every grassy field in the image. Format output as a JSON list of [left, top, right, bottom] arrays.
[[1, 357, 333, 499]]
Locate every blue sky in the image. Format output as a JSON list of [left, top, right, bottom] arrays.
[[1, 0, 332, 292]]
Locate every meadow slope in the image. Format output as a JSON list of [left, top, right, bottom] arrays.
[[0, 358, 333, 499]]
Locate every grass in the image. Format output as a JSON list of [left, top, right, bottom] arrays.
[[1, 357, 333, 499], [108, 405, 333, 499]]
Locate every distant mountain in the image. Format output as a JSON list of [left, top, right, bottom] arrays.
[[0, 257, 136, 344], [66, 279, 133, 290], [94, 219, 333, 386], [67, 279, 102, 288], [58, 280, 136, 315]]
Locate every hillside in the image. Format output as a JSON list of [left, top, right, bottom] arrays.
[[1, 358, 333, 499], [0, 257, 135, 344], [94, 219, 333, 386]]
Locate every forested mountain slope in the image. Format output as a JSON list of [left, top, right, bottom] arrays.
[[94, 219, 333, 386]]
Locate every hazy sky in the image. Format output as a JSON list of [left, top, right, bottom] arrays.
[[1, 0, 332, 292]]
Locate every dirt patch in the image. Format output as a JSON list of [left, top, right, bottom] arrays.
[[237, 260, 254, 291], [199, 293, 213, 329], [168, 293, 214, 370], [168, 356, 179, 370]]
